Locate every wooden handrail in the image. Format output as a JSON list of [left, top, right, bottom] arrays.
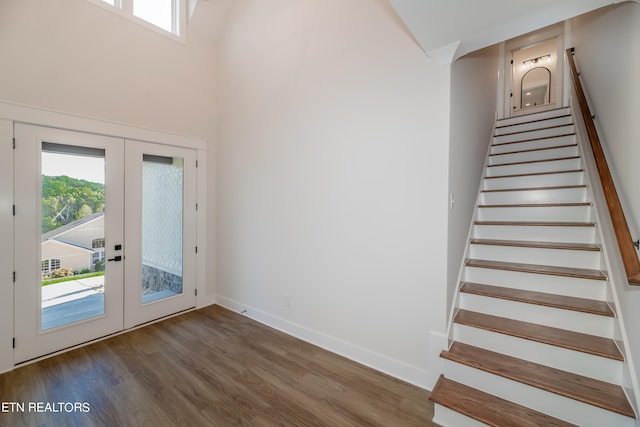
[[566, 48, 640, 285]]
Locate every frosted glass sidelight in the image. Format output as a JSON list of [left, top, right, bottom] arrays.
[[141, 155, 184, 304]]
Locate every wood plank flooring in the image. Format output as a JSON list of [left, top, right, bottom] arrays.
[[0, 305, 433, 427]]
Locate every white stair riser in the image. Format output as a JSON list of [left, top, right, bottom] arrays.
[[495, 115, 573, 135], [489, 145, 579, 165], [443, 361, 633, 427], [453, 324, 622, 385], [469, 244, 601, 270], [491, 134, 576, 154], [464, 267, 606, 300], [484, 172, 584, 190], [459, 293, 613, 338], [486, 158, 581, 177], [497, 108, 571, 127], [476, 205, 592, 222], [432, 405, 489, 427], [493, 125, 575, 145], [473, 224, 596, 244], [480, 187, 587, 205]]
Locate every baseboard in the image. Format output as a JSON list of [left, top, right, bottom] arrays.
[[216, 296, 434, 390], [196, 292, 216, 309]]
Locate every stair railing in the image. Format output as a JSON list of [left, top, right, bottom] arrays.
[[566, 48, 640, 286]]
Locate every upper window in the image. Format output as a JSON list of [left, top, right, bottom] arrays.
[[133, 0, 176, 34], [92, 0, 182, 38]]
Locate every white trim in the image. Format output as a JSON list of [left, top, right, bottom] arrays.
[[195, 150, 212, 309], [0, 119, 14, 374], [216, 296, 433, 391], [0, 100, 206, 151]]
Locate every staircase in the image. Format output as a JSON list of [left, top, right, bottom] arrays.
[[430, 107, 638, 426]]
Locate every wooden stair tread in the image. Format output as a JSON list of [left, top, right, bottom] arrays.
[[496, 112, 572, 130], [441, 342, 635, 418], [454, 310, 623, 361], [488, 156, 580, 168], [465, 258, 606, 280], [475, 220, 595, 227], [493, 133, 576, 147], [478, 202, 590, 208], [495, 124, 574, 138], [490, 143, 577, 157], [485, 169, 583, 179], [482, 185, 587, 193], [429, 375, 577, 427], [469, 239, 600, 251], [460, 282, 614, 317]]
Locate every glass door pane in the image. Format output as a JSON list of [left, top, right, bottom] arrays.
[[40, 143, 107, 330], [141, 155, 184, 303]]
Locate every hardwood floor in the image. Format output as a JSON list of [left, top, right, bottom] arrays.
[[0, 305, 434, 427]]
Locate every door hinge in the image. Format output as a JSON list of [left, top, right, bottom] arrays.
[[12, 138, 15, 149], [12, 205, 16, 216], [13, 271, 16, 283], [195, 246, 198, 254], [196, 160, 199, 168], [12, 338, 15, 349], [196, 203, 198, 211], [195, 289, 198, 297], [510, 60, 514, 65]]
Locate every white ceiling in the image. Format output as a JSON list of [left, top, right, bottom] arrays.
[[188, 0, 635, 60], [387, 0, 632, 62]]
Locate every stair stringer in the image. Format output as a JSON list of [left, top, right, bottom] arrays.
[[443, 118, 497, 349], [570, 97, 640, 418]]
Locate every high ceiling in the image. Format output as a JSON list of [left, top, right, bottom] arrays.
[[188, 0, 635, 62], [387, 0, 630, 62]]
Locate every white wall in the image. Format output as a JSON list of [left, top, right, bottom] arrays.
[[0, 0, 216, 141], [447, 45, 500, 311], [571, 2, 640, 238], [216, 0, 450, 388], [571, 0, 640, 410]]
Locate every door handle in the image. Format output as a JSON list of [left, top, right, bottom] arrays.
[[107, 255, 122, 262]]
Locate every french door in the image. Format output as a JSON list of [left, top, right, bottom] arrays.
[[123, 140, 197, 329], [14, 124, 196, 363]]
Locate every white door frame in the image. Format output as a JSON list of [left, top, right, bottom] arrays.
[[502, 23, 565, 118], [0, 120, 14, 373]]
